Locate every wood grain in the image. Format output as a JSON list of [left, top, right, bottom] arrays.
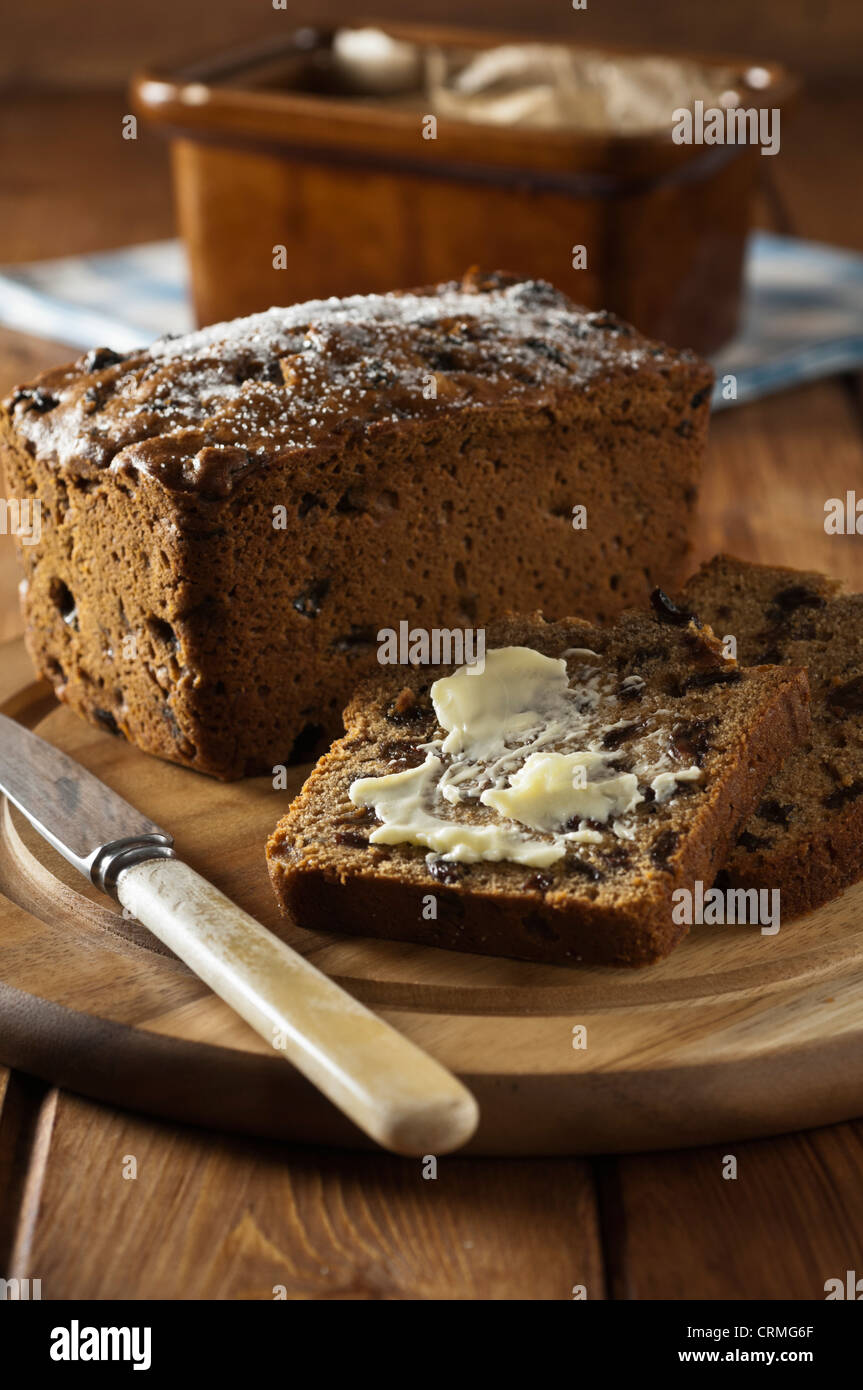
[[0, 677, 861, 1155], [0, 1070, 54, 1278], [699, 382, 863, 591], [114, 855, 479, 1157], [600, 1122, 863, 1299], [23, 1092, 603, 1299]]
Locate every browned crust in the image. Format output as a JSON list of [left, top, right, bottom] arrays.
[[0, 323, 713, 780], [267, 666, 810, 967]]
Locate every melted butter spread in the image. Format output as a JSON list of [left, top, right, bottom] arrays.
[[434, 646, 570, 758], [349, 646, 702, 868], [349, 756, 563, 866], [483, 751, 641, 831]]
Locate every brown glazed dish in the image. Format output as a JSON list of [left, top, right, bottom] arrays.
[[132, 24, 796, 353]]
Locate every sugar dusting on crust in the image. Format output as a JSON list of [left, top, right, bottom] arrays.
[[6, 271, 694, 497]]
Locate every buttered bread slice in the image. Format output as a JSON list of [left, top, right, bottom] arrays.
[[267, 598, 810, 966]]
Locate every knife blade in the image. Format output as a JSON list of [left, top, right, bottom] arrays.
[[0, 712, 479, 1155], [0, 713, 173, 887]]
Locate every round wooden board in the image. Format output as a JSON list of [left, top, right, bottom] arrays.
[[0, 677, 862, 1155]]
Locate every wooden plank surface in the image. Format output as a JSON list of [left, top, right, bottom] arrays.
[[18, 1095, 604, 1300], [599, 1123, 863, 1300], [699, 381, 863, 590], [0, 87, 862, 1299]]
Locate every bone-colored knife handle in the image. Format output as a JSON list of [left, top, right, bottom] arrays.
[[116, 857, 478, 1156]]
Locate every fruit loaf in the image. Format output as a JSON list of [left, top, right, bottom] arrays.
[[0, 271, 712, 779], [267, 596, 810, 965]]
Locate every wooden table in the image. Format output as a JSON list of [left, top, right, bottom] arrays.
[[1, 90, 862, 1301]]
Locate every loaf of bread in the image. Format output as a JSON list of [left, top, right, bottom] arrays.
[[681, 554, 863, 917], [1, 270, 712, 779], [267, 598, 810, 966]]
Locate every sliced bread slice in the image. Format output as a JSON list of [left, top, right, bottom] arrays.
[[681, 553, 863, 917], [267, 598, 809, 966]]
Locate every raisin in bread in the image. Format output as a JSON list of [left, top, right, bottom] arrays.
[[0, 271, 712, 780], [267, 597, 809, 966], [681, 554, 863, 917]]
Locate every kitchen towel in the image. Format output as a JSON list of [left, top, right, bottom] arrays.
[[0, 233, 861, 410]]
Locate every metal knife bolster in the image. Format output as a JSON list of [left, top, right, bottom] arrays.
[[0, 711, 177, 899], [88, 835, 176, 898]]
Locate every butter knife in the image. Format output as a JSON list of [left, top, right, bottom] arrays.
[[0, 712, 479, 1155]]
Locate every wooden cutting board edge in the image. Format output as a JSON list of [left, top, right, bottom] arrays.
[[1, 968, 862, 1156], [0, 642, 861, 1155]]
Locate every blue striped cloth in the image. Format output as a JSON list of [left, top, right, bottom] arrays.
[[0, 233, 861, 410], [711, 233, 863, 409], [0, 242, 191, 352]]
